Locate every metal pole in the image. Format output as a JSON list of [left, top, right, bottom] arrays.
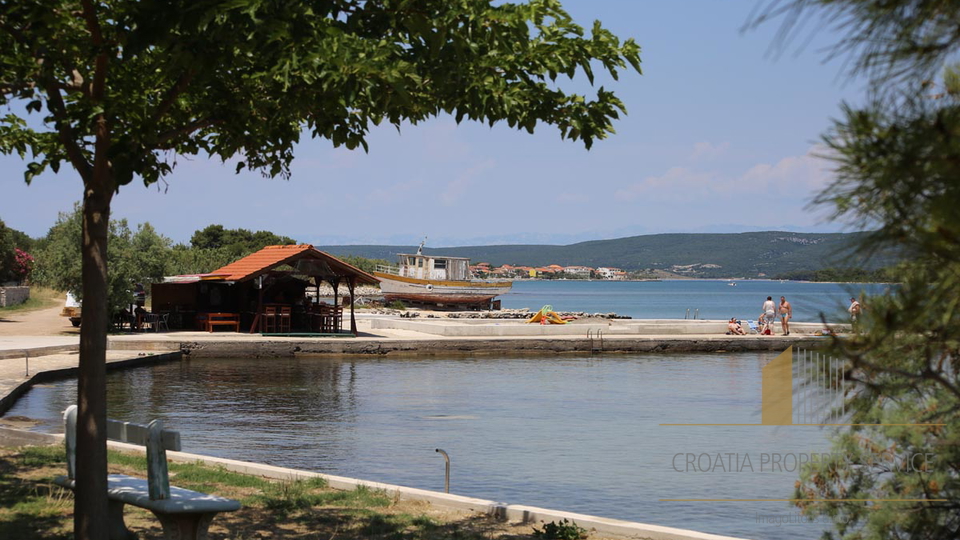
[[801, 349, 806, 424], [841, 356, 845, 420], [435, 448, 450, 493], [830, 356, 840, 424], [794, 349, 798, 424], [24, 349, 29, 377]]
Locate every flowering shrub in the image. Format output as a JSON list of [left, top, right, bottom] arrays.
[[14, 248, 34, 284]]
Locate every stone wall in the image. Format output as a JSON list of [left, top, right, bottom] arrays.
[[0, 286, 30, 307]]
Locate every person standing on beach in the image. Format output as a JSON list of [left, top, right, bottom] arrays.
[[762, 296, 776, 332], [779, 296, 792, 336], [849, 297, 862, 331]]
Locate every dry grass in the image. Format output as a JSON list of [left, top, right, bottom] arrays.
[[0, 445, 603, 540]]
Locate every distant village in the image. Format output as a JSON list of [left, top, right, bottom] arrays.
[[470, 263, 642, 281]]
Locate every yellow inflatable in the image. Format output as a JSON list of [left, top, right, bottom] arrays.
[[527, 305, 567, 324]]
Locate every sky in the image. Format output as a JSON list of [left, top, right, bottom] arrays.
[[0, 1, 868, 247]]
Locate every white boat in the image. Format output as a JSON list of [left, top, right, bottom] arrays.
[[373, 241, 512, 307]]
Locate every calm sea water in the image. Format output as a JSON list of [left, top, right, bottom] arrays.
[[501, 279, 889, 322], [10, 353, 838, 540]]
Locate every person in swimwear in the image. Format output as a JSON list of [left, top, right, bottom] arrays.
[[779, 296, 792, 336], [728, 317, 747, 335]]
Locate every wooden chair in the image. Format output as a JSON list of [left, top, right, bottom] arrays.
[[278, 306, 292, 333], [262, 306, 277, 333], [332, 306, 343, 332]]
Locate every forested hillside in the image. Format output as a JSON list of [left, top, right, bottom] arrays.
[[317, 231, 894, 278]]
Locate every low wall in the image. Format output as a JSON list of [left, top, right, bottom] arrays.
[[0, 286, 29, 308], [158, 336, 823, 358]]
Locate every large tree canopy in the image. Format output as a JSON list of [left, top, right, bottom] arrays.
[[1, 0, 640, 189], [0, 2, 641, 539]]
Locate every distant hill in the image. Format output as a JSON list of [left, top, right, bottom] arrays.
[[316, 231, 893, 278]]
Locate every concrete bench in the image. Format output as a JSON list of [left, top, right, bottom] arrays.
[[54, 405, 240, 540]]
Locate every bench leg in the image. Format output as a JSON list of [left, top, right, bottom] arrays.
[[152, 511, 218, 540], [107, 499, 137, 540]]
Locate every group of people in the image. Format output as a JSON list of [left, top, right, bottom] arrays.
[[726, 295, 793, 336], [726, 295, 865, 336]]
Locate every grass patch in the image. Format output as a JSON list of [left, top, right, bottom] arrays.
[[168, 461, 271, 491], [0, 447, 72, 540], [0, 445, 590, 540], [0, 287, 61, 314], [17, 446, 66, 468]]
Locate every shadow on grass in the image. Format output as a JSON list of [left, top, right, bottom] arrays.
[[1, 446, 546, 540], [0, 450, 71, 540]]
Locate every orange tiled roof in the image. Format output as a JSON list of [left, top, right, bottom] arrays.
[[212, 245, 314, 281], [211, 244, 379, 284]]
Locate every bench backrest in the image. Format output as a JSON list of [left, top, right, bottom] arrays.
[[63, 405, 181, 500]]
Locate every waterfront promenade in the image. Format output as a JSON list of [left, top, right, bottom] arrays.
[[1, 309, 830, 412], [0, 307, 825, 540], [0, 340, 759, 540]]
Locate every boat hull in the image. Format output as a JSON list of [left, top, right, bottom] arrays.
[[373, 272, 512, 305]]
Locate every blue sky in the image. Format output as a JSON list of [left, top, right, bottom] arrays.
[[1, 0, 866, 247]]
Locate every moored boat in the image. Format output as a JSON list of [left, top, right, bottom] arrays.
[[373, 241, 512, 308]]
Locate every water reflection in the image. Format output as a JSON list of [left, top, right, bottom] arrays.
[[8, 353, 834, 540]]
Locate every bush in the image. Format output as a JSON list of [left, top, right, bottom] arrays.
[[532, 519, 587, 540]]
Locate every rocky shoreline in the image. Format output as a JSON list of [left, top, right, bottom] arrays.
[[369, 308, 632, 320], [317, 285, 634, 320]]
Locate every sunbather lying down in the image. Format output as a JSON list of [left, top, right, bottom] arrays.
[[727, 317, 747, 335]]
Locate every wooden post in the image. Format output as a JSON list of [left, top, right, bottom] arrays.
[[348, 277, 357, 336], [249, 277, 264, 334], [331, 278, 340, 332]]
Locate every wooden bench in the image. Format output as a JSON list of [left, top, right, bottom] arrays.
[[54, 405, 240, 540], [198, 312, 240, 333]]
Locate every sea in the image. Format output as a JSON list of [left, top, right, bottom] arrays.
[[500, 279, 890, 322], [7, 279, 894, 540]]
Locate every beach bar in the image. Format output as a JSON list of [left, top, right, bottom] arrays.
[[150, 245, 379, 335]]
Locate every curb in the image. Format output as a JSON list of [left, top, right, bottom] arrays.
[[0, 344, 79, 360]]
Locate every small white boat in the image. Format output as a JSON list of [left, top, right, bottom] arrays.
[[728, 282, 737, 286], [373, 240, 512, 308]]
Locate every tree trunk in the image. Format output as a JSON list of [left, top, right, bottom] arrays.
[[75, 182, 112, 540]]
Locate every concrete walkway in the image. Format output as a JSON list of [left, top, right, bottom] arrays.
[[0, 313, 766, 540], [0, 315, 832, 412], [0, 336, 79, 359]]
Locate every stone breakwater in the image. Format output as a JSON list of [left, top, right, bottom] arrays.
[[385, 308, 632, 320], [313, 284, 382, 297]]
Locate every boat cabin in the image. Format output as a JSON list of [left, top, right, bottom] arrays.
[[392, 253, 473, 281]]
